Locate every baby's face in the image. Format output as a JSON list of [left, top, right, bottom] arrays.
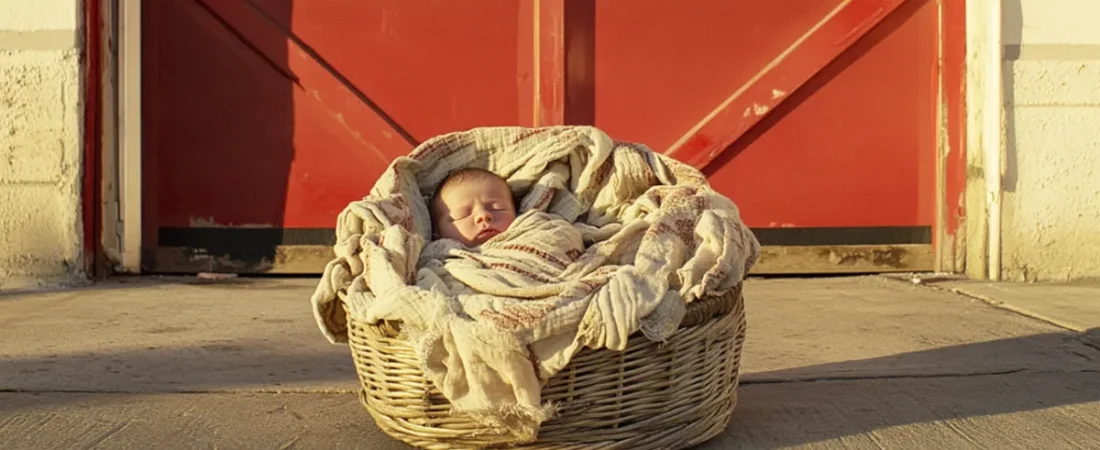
[[433, 177, 516, 247]]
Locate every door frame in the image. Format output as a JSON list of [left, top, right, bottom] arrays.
[[92, 0, 142, 275], [94, 0, 971, 276], [117, 0, 143, 274], [937, 0, 968, 274], [83, 0, 104, 277]]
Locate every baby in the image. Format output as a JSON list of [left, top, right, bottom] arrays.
[[429, 168, 517, 247]]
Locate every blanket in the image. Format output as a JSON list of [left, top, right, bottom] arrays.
[[310, 126, 760, 441]]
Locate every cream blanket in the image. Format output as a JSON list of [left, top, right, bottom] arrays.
[[310, 126, 760, 441]]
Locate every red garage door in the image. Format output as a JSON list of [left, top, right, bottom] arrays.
[[141, 0, 951, 274]]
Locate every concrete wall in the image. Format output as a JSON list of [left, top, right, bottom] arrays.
[[0, 0, 85, 290], [999, 0, 1100, 281]]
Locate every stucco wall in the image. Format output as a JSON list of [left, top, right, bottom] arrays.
[[0, 0, 84, 290], [1001, 0, 1100, 281]]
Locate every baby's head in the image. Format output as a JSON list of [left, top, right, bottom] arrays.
[[429, 168, 517, 247]]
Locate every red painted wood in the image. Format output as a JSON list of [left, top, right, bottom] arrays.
[[142, 0, 949, 269], [82, 0, 102, 275], [662, 0, 908, 170], [940, 0, 968, 258], [534, 0, 566, 126], [595, 0, 937, 228], [707, 0, 938, 228], [562, 1, 596, 125], [144, 0, 522, 230], [522, 0, 596, 126], [517, 1, 537, 128], [200, 1, 418, 153], [144, 0, 297, 235]]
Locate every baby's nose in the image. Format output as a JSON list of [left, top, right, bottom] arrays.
[[475, 211, 492, 223]]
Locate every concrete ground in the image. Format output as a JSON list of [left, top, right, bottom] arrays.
[[1, 275, 1098, 449]]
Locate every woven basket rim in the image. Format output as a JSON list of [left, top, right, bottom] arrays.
[[340, 282, 741, 339]]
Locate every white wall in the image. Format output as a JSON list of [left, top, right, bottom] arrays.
[[0, 0, 85, 290], [1000, 0, 1100, 281]]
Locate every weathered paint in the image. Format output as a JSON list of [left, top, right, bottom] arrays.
[[754, 245, 935, 274], [691, 0, 939, 229], [148, 246, 336, 274], [141, 0, 948, 275], [936, 0, 968, 274], [662, 0, 907, 170]]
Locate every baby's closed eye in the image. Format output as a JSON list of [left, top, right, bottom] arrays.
[[447, 207, 473, 221]]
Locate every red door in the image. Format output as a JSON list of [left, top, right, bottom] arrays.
[[142, 0, 946, 274]]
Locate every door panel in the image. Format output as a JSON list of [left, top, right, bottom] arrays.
[[593, 0, 850, 155], [142, 0, 942, 274], [701, 0, 939, 229]]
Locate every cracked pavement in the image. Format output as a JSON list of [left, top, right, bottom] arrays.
[[2, 276, 1099, 449]]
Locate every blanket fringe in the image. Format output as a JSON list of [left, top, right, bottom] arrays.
[[456, 403, 559, 443]]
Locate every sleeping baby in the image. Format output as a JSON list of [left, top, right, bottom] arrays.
[[422, 168, 595, 299], [429, 168, 518, 247]]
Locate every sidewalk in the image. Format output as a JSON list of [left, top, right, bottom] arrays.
[[2, 276, 1098, 449]]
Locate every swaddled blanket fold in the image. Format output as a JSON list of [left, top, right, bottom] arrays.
[[310, 126, 760, 441]]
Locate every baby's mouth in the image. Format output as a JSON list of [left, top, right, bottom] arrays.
[[476, 229, 500, 240]]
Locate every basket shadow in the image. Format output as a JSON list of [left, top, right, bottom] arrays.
[[712, 329, 1100, 449]]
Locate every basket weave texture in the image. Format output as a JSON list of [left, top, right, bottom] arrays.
[[345, 283, 747, 450]]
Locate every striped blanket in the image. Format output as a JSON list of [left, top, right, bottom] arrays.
[[310, 126, 760, 441]]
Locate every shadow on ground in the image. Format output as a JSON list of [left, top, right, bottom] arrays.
[[0, 274, 315, 301], [4, 274, 1100, 448], [714, 328, 1100, 449], [0, 339, 358, 396], [3, 330, 1098, 450]]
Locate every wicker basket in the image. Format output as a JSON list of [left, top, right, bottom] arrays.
[[345, 283, 746, 450]]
